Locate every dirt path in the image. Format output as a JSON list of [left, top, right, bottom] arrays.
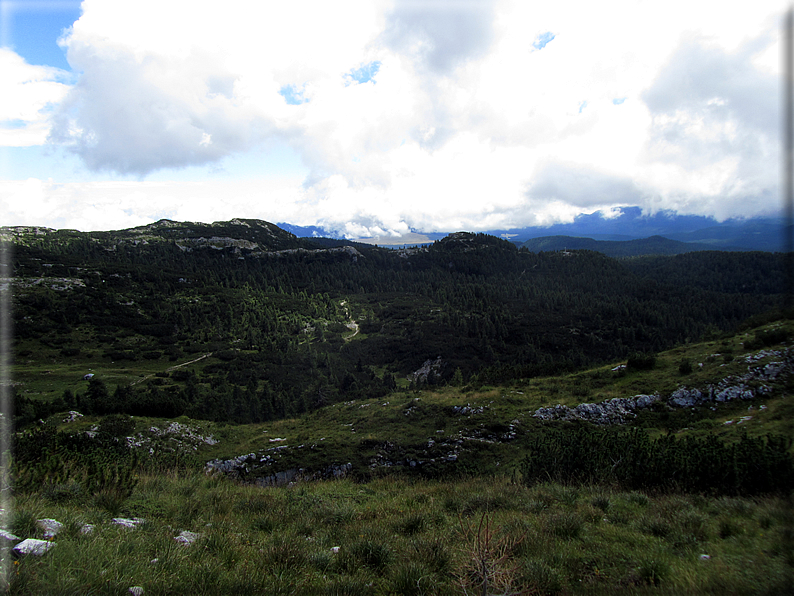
[[131, 352, 213, 385], [340, 301, 359, 342], [344, 320, 359, 341], [166, 352, 213, 372]]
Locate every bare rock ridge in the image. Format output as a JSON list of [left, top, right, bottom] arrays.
[[533, 348, 791, 424]]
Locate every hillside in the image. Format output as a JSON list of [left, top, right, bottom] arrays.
[[3, 219, 793, 594], [5, 220, 786, 428], [5, 317, 794, 595], [520, 235, 743, 257]]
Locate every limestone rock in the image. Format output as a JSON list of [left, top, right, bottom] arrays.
[[0, 529, 19, 541], [37, 518, 63, 539], [112, 517, 145, 529], [14, 538, 54, 556], [669, 388, 703, 408], [174, 530, 201, 545]]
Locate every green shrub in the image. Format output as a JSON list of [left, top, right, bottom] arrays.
[[636, 557, 670, 586], [396, 513, 427, 536], [743, 328, 790, 350], [350, 539, 392, 574], [250, 517, 275, 533], [262, 534, 308, 571], [411, 537, 451, 574], [9, 510, 39, 539], [591, 495, 610, 513], [546, 511, 583, 539], [391, 562, 434, 596], [520, 426, 794, 495], [519, 560, 564, 595], [98, 414, 135, 438], [627, 353, 656, 371]]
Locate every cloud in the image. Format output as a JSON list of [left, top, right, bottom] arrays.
[[640, 30, 780, 216], [0, 48, 71, 146], [381, 0, 497, 75], [48, 43, 275, 174], [4, 0, 786, 235], [526, 160, 645, 209], [643, 32, 778, 147], [47, 0, 386, 175]]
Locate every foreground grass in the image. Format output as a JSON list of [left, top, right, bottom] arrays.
[[8, 473, 793, 595]]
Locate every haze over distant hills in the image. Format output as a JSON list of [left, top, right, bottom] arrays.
[[281, 206, 791, 253]]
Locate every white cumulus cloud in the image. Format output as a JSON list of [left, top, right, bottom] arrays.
[[1, 0, 787, 234]]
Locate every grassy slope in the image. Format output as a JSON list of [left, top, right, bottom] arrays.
[[30, 318, 794, 474], [8, 476, 793, 595], [7, 319, 794, 594]]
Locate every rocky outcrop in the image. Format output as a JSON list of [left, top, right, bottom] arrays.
[[409, 356, 444, 384], [205, 452, 353, 487], [126, 421, 218, 454], [533, 394, 659, 424], [175, 237, 260, 251], [533, 348, 792, 424]]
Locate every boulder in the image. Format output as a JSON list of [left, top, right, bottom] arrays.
[[14, 538, 54, 556], [37, 518, 63, 539], [0, 529, 19, 542], [112, 518, 145, 529], [174, 530, 201, 545], [668, 388, 703, 408]]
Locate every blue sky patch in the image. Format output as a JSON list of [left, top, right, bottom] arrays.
[[1, 119, 27, 129], [279, 84, 308, 105], [2, 1, 82, 71], [345, 61, 381, 85], [612, 97, 626, 105], [532, 32, 555, 51], [578, 101, 587, 113]]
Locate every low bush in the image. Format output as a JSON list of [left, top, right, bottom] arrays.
[[520, 425, 794, 495]]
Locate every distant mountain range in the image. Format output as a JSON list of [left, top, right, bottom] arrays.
[[282, 207, 792, 254], [518, 235, 735, 258]]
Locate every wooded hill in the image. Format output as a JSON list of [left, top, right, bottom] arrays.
[[4, 219, 787, 426]]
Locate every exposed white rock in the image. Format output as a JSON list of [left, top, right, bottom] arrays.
[[533, 394, 659, 424], [37, 519, 62, 539], [669, 388, 703, 408], [533, 348, 792, 425], [0, 529, 19, 541], [112, 517, 145, 529], [409, 356, 444, 384], [174, 530, 201, 545], [14, 538, 54, 556], [63, 411, 84, 423]]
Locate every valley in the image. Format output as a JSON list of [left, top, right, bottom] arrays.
[[1, 219, 792, 594]]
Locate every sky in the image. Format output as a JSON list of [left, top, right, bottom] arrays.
[[0, 0, 787, 239]]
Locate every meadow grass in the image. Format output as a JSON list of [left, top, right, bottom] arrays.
[[8, 474, 793, 595]]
